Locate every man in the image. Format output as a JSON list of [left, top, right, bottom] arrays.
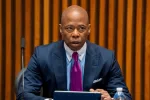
[[17, 5, 132, 100]]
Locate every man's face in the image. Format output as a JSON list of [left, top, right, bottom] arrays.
[[60, 11, 90, 51]]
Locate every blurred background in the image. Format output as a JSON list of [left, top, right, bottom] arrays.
[[0, 0, 150, 100]]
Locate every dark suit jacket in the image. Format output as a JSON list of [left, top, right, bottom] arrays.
[[17, 40, 132, 100]]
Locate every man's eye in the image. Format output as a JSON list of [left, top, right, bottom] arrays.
[[65, 27, 74, 31], [78, 26, 86, 32], [79, 27, 86, 30], [67, 27, 73, 30], [65, 27, 74, 32]]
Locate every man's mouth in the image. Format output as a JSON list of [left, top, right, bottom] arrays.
[[71, 41, 80, 44]]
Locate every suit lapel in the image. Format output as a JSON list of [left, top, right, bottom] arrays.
[[52, 41, 67, 90], [51, 41, 104, 91], [83, 41, 103, 91]]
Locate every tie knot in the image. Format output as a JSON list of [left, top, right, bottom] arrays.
[[72, 52, 78, 61]]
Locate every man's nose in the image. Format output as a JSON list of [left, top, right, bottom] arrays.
[[72, 29, 79, 38]]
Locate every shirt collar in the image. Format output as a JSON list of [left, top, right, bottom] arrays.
[[64, 42, 87, 62]]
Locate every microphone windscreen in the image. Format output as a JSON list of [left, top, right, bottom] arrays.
[[21, 38, 25, 48]]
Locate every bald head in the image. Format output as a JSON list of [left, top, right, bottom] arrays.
[[61, 5, 89, 25], [59, 5, 91, 51]]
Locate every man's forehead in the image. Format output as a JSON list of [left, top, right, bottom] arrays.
[[61, 5, 89, 24]]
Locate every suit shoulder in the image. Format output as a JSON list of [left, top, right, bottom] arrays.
[[35, 41, 61, 51], [33, 41, 62, 59], [89, 42, 114, 59], [90, 42, 113, 54]]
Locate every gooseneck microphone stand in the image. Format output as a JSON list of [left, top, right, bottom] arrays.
[[21, 38, 25, 100]]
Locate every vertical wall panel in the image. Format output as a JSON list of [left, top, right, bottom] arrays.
[[49, 0, 53, 43], [89, 0, 96, 43], [144, 0, 150, 99], [99, 0, 106, 47], [135, 0, 143, 99], [116, 0, 124, 71], [15, 0, 21, 77], [52, 0, 60, 42], [72, 0, 78, 5], [126, 0, 134, 95], [108, 0, 115, 50], [80, 0, 87, 10], [5, 0, 12, 99], [43, 0, 49, 44], [0, 0, 150, 100], [25, 0, 31, 66], [1, 0, 6, 99], [14, 0, 22, 99], [34, 0, 41, 47], [62, 0, 68, 11]]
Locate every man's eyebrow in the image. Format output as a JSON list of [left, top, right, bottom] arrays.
[[78, 25, 87, 26], [66, 24, 73, 26]]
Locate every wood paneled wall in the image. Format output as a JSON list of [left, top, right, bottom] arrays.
[[0, 0, 150, 100]]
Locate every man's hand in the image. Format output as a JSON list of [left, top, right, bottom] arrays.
[[89, 88, 113, 100]]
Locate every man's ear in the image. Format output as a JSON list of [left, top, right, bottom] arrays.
[[88, 24, 91, 35], [59, 24, 62, 34]]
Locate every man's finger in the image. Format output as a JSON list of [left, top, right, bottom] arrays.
[[101, 95, 105, 100], [96, 89, 105, 92], [89, 88, 95, 92]]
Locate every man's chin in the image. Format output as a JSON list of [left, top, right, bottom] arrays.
[[70, 44, 81, 51]]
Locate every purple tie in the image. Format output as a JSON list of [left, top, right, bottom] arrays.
[[70, 52, 83, 91]]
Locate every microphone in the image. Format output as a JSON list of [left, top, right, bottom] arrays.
[[21, 38, 25, 100], [21, 38, 25, 69]]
